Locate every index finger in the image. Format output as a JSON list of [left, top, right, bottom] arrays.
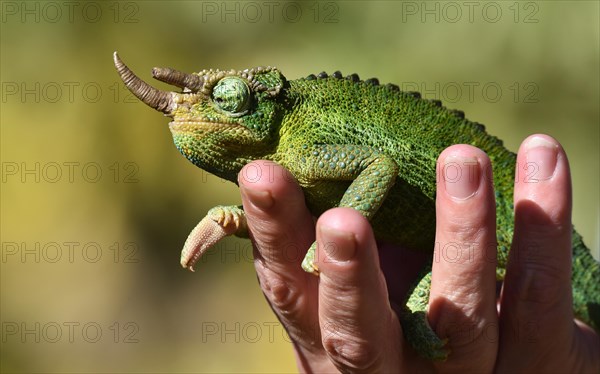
[[238, 161, 327, 365]]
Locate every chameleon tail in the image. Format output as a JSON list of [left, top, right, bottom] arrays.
[[570, 231, 600, 331]]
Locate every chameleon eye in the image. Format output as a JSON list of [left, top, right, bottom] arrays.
[[212, 77, 251, 115]]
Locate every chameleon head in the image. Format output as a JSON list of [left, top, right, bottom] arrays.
[[113, 52, 286, 181]]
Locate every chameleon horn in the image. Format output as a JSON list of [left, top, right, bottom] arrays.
[[113, 52, 174, 114], [152, 67, 204, 92]]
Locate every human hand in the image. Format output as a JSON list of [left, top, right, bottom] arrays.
[[238, 134, 599, 372]]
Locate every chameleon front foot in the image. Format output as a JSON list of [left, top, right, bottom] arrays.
[[301, 242, 320, 275], [180, 205, 247, 271]]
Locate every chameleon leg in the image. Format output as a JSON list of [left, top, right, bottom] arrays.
[[301, 242, 319, 274], [180, 205, 247, 271], [298, 148, 398, 274]]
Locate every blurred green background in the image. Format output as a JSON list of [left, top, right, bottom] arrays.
[[1, 1, 598, 372]]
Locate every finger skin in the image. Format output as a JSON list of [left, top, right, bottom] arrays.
[[429, 145, 499, 372], [497, 134, 600, 372], [315, 207, 408, 372], [239, 161, 333, 371]]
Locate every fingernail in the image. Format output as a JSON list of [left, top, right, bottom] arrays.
[[319, 225, 356, 262], [240, 185, 274, 210], [443, 155, 481, 200], [523, 136, 558, 181]]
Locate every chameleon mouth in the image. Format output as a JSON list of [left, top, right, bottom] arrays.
[[170, 120, 216, 130], [169, 120, 249, 134]]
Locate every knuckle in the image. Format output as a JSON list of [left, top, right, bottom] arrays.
[[269, 281, 302, 314], [443, 216, 486, 244], [322, 331, 382, 373], [250, 220, 284, 248], [516, 264, 565, 304], [250, 225, 305, 265], [257, 267, 304, 315]]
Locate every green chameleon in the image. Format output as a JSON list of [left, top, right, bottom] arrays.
[[113, 52, 599, 360]]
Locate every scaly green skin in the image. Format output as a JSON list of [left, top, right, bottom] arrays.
[[115, 57, 600, 360]]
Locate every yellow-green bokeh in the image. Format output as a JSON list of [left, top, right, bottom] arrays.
[[1, 1, 598, 372]]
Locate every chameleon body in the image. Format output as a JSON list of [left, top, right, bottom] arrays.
[[113, 52, 600, 360]]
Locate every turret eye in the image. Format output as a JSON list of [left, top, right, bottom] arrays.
[[212, 77, 250, 115]]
